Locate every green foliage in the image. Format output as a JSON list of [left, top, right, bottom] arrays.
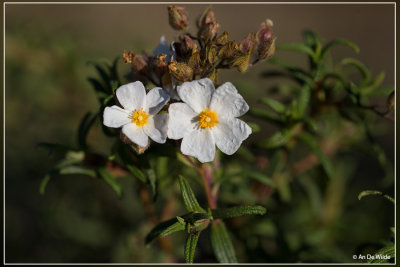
[[179, 175, 206, 213], [211, 205, 266, 219], [211, 221, 238, 263]]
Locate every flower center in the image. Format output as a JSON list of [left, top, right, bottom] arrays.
[[198, 109, 219, 129], [131, 108, 149, 127]]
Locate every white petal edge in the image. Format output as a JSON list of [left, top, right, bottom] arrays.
[[181, 129, 216, 163], [211, 117, 252, 155], [177, 78, 215, 113], [145, 87, 170, 115], [103, 105, 131, 128], [209, 82, 249, 119], [116, 81, 146, 111], [122, 123, 149, 147], [144, 113, 169, 144], [167, 103, 198, 140]]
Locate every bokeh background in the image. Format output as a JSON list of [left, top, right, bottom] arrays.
[[5, 3, 395, 263]]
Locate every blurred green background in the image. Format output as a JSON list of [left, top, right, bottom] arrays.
[[5, 3, 394, 263]]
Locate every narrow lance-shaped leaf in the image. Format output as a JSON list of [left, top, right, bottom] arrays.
[[320, 39, 359, 60], [212, 205, 266, 219], [59, 166, 97, 178], [126, 164, 147, 183], [276, 43, 316, 59], [185, 232, 200, 264], [341, 57, 371, 84], [179, 175, 205, 213], [257, 126, 297, 149], [358, 190, 394, 204], [298, 132, 333, 179], [97, 167, 122, 197], [260, 97, 286, 114], [211, 221, 237, 263]]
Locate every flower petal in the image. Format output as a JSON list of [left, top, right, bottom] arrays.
[[116, 81, 146, 111], [103, 105, 130, 128], [209, 82, 249, 118], [167, 103, 197, 140], [181, 129, 216, 163], [212, 118, 252, 155], [177, 78, 215, 113], [144, 113, 169, 144], [122, 123, 148, 147], [145, 87, 170, 115]]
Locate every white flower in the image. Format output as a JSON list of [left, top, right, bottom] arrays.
[[167, 78, 252, 163], [103, 81, 170, 147]]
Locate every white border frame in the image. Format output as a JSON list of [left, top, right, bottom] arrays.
[[3, 1, 396, 265]]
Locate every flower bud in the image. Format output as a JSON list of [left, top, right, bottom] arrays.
[[218, 41, 239, 59], [257, 37, 276, 61], [256, 19, 274, 43], [182, 34, 198, 54], [122, 50, 135, 64], [208, 68, 219, 84], [230, 53, 251, 73], [239, 33, 256, 54], [199, 21, 220, 43], [188, 51, 201, 72], [207, 45, 218, 64], [168, 5, 188, 31], [216, 31, 229, 46], [198, 6, 215, 28], [168, 60, 193, 81]]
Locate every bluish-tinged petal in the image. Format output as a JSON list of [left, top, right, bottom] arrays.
[[116, 81, 146, 111], [178, 78, 215, 113], [144, 113, 169, 144], [209, 82, 249, 119], [167, 103, 197, 140], [103, 105, 130, 128], [211, 118, 252, 155], [145, 87, 170, 115], [181, 129, 216, 163]]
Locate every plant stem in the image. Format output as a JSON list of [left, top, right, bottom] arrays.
[[201, 164, 217, 209]]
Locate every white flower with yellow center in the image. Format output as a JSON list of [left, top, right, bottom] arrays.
[[168, 78, 252, 163], [103, 81, 170, 147]]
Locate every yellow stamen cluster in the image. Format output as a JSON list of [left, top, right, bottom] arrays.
[[199, 109, 219, 129], [131, 108, 149, 127]]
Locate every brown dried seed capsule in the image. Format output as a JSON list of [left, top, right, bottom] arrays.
[[168, 5, 188, 31]]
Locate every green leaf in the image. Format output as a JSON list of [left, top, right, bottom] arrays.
[[298, 132, 333, 179], [341, 58, 371, 84], [367, 245, 394, 263], [360, 72, 385, 95], [240, 171, 276, 188], [59, 166, 97, 178], [268, 57, 314, 85], [276, 43, 316, 59], [179, 176, 205, 213], [126, 164, 147, 183], [246, 122, 260, 133], [146, 169, 157, 200], [260, 98, 286, 114], [185, 233, 200, 264], [292, 85, 311, 119], [77, 112, 98, 149], [146, 217, 180, 244], [159, 221, 186, 238], [358, 190, 394, 204], [97, 167, 122, 197], [211, 221, 237, 263], [257, 126, 297, 149], [249, 107, 282, 124], [212, 205, 266, 219], [39, 174, 51, 195], [321, 39, 359, 60]]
